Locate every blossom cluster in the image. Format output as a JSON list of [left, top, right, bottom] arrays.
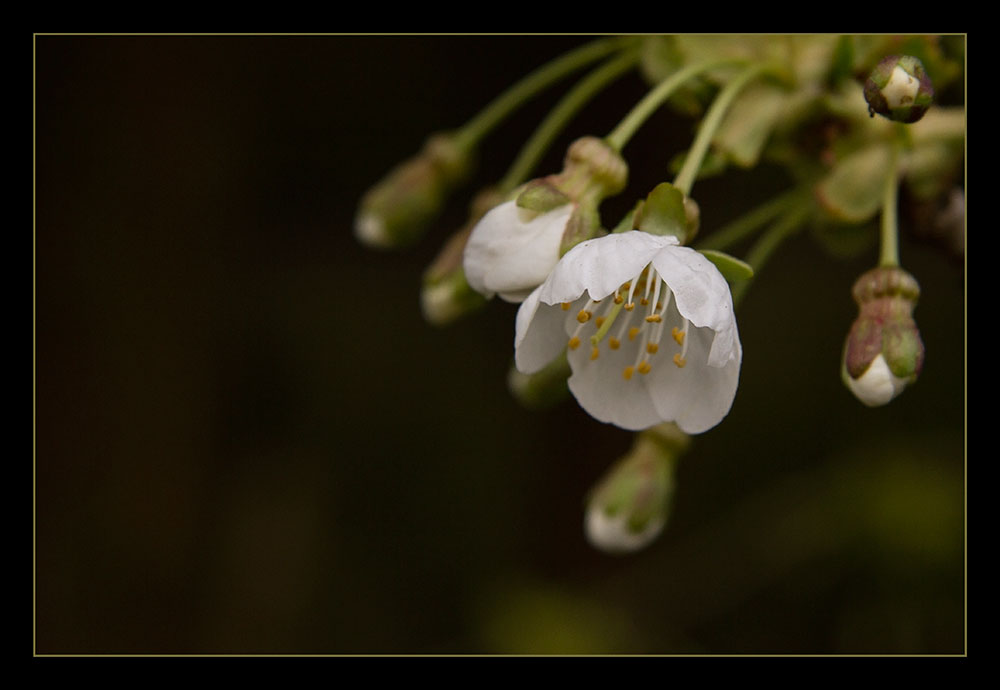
[[356, 35, 964, 553]]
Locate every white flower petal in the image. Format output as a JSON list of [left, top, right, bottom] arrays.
[[566, 339, 665, 431], [843, 353, 909, 407], [513, 230, 743, 433], [650, 246, 739, 368], [538, 231, 677, 306], [585, 507, 665, 554], [643, 324, 741, 434], [463, 200, 574, 302], [514, 287, 573, 374]]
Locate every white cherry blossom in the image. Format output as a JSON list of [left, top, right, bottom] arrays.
[[514, 231, 741, 434], [463, 200, 574, 303]]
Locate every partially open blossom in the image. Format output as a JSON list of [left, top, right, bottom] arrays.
[[463, 199, 575, 302], [515, 231, 741, 434], [585, 423, 689, 554], [463, 136, 627, 302], [842, 266, 925, 406]]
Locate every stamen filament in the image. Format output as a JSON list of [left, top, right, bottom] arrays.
[[590, 299, 624, 346]]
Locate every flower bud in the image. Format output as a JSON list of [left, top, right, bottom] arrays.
[[863, 55, 934, 124], [841, 266, 925, 407], [420, 188, 503, 325], [355, 133, 471, 249], [506, 352, 571, 411], [584, 423, 690, 554]]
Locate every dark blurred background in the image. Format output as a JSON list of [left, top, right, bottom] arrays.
[[35, 35, 965, 655]]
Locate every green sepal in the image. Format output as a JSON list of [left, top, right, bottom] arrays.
[[698, 249, 754, 282], [634, 183, 688, 242], [516, 181, 571, 214]]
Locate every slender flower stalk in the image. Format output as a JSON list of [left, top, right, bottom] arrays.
[[879, 141, 902, 268], [499, 48, 641, 194], [453, 37, 636, 154], [696, 188, 805, 252], [673, 63, 773, 196], [730, 200, 811, 309], [604, 58, 748, 154]]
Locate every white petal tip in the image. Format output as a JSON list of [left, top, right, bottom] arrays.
[[354, 213, 392, 248], [844, 354, 910, 407], [883, 65, 921, 109], [585, 508, 665, 554]]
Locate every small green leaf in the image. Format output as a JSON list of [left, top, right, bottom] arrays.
[[815, 143, 892, 223], [699, 249, 754, 282], [635, 183, 688, 241], [516, 181, 570, 214], [713, 83, 787, 168]]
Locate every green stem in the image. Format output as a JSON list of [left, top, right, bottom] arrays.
[[730, 201, 810, 309], [673, 63, 772, 196], [879, 143, 902, 267], [696, 188, 804, 252], [604, 58, 747, 153], [499, 48, 641, 193], [454, 37, 634, 153]]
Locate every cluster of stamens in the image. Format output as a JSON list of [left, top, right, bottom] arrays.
[[563, 266, 691, 380]]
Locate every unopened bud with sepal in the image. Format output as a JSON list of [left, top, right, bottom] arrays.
[[864, 55, 934, 124], [584, 423, 690, 554], [841, 266, 925, 407], [355, 132, 472, 249]]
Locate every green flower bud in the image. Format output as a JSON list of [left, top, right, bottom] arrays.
[[864, 55, 934, 124], [584, 424, 689, 554], [355, 132, 472, 249], [841, 266, 925, 407], [420, 188, 502, 325], [506, 351, 571, 411]]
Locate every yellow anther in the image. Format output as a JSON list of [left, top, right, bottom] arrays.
[[628, 327, 640, 341], [568, 336, 581, 350], [624, 302, 635, 311], [673, 353, 687, 368], [594, 316, 606, 328], [623, 366, 635, 380], [590, 346, 600, 361], [671, 326, 685, 345], [645, 314, 662, 323], [577, 310, 592, 323], [646, 342, 659, 354], [613, 294, 624, 304], [640, 297, 649, 306], [638, 360, 652, 375], [561, 302, 571, 311], [622, 282, 631, 290], [609, 337, 620, 350]]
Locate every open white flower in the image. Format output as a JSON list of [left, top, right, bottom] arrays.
[[463, 199, 574, 303], [514, 231, 741, 434]]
